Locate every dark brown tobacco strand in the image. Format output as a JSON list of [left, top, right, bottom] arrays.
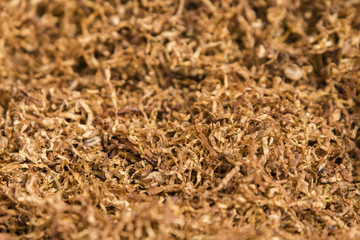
[[0, 0, 360, 239]]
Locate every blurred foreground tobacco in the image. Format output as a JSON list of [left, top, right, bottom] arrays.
[[0, 0, 360, 239]]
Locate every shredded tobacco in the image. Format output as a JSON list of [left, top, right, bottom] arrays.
[[0, 0, 360, 239]]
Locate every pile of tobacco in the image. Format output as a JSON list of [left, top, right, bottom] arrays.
[[1, 0, 360, 239]]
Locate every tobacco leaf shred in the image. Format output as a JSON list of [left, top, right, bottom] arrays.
[[0, 0, 360, 239]]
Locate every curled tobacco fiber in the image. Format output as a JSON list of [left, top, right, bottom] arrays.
[[0, 0, 360, 239]]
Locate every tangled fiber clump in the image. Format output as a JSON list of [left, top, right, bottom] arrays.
[[0, 0, 360, 239]]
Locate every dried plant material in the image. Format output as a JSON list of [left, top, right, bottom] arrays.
[[0, 136, 8, 150], [83, 136, 101, 147], [284, 64, 303, 81], [0, 0, 360, 239]]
